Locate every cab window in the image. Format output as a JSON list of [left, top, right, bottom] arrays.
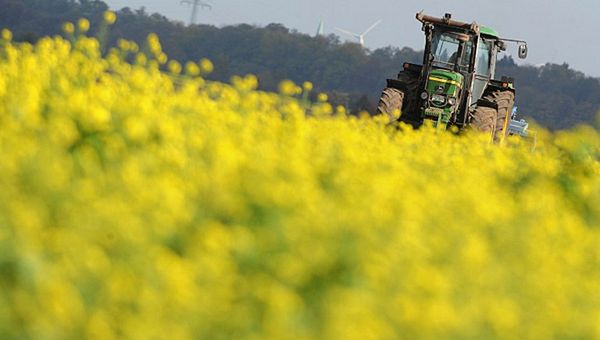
[[476, 40, 492, 76]]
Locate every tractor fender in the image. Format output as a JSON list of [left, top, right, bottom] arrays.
[[476, 98, 498, 110], [386, 79, 411, 93], [487, 78, 516, 93], [401, 63, 423, 75]]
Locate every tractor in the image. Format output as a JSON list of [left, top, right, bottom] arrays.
[[377, 12, 529, 140]]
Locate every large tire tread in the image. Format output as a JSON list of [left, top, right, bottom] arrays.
[[376, 71, 419, 121], [470, 106, 497, 135], [376, 88, 404, 120], [486, 91, 515, 138], [471, 89, 515, 141]]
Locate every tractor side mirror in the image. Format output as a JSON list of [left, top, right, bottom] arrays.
[[497, 40, 507, 52], [518, 44, 528, 59]]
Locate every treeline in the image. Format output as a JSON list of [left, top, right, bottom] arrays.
[[1, 0, 599, 129]]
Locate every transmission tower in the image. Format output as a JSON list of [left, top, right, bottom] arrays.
[[181, 0, 212, 25]]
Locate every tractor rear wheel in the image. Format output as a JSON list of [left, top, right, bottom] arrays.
[[470, 89, 515, 141], [376, 71, 419, 122], [470, 105, 498, 137], [487, 90, 515, 140]]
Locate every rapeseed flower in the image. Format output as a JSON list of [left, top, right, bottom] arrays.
[[103, 11, 117, 25], [78, 18, 90, 33]]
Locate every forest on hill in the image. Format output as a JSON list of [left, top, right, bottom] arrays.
[[1, 0, 599, 129]]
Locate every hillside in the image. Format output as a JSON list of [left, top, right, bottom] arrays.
[[1, 0, 599, 129]]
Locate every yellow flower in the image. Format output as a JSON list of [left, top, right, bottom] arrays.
[[168, 60, 182, 75], [278, 80, 297, 96], [62, 22, 75, 34], [317, 92, 328, 102], [244, 74, 258, 90], [158, 53, 168, 65], [117, 39, 130, 51], [303, 81, 313, 92], [199, 58, 214, 74], [103, 11, 117, 25], [135, 53, 147, 65], [185, 61, 200, 76], [1, 28, 12, 41], [147, 33, 162, 55], [78, 18, 90, 33]]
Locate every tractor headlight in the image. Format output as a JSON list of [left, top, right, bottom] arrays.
[[420, 91, 429, 100], [448, 97, 457, 106]]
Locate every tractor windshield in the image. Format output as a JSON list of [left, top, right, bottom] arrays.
[[431, 31, 472, 71]]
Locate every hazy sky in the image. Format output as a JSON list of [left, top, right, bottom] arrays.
[[103, 0, 599, 77]]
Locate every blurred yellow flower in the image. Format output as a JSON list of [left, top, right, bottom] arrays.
[[62, 22, 75, 34], [103, 11, 117, 25], [278, 79, 297, 96], [135, 53, 147, 65], [303, 81, 313, 92], [199, 58, 214, 74], [78, 18, 90, 33], [158, 52, 168, 65], [185, 61, 200, 76], [1, 28, 12, 41], [317, 92, 328, 102], [168, 60, 182, 74], [117, 39, 130, 51], [147, 33, 162, 56]]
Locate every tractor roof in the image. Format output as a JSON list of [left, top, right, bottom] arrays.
[[480, 26, 500, 39], [416, 12, 501, 39]]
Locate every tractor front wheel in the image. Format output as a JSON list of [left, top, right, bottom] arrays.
[[376, 71, 419, 122]]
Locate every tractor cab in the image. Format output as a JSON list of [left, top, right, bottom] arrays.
[[429, 28, 495, 101]]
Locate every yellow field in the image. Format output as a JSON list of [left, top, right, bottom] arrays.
[[1, 21, 600, 339]]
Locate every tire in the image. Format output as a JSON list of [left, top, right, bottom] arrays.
[[470, 89, 515, 141], [376, 71, 419, 122], [470, 105, 497, 137], [486, 90, 515, 139], [376, 87, 404, 120]]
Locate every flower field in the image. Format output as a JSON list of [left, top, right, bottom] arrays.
[[1, 20, 600, 339]]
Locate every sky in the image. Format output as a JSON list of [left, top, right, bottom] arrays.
[[103, 0, 600, 77]]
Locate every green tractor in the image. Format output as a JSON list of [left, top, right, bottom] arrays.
[[377, 12, 529, 140]]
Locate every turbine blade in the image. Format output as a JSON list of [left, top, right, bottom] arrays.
[[335, 27, 360, 38], [362, 19, 382, 36]]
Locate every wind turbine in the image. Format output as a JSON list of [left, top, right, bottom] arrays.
[[316, 19, 325, 37], [181, 0, 212, 25], [335, 19, 382, 47]]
